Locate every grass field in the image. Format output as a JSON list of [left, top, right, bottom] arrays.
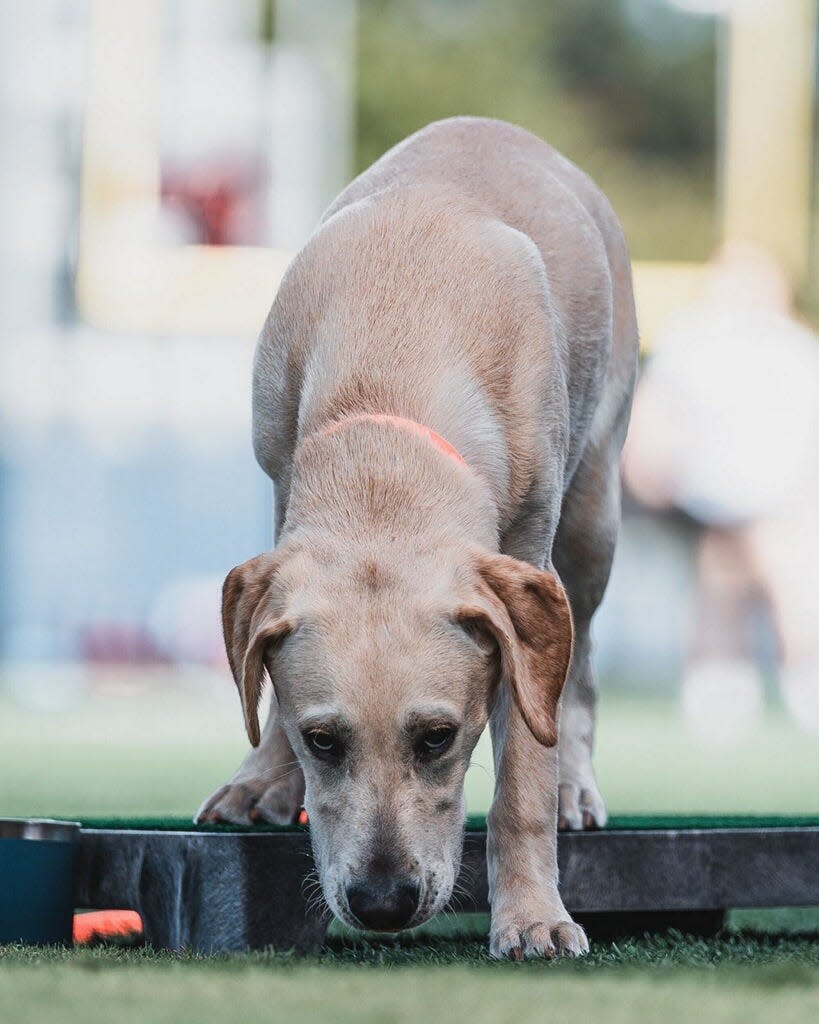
[[2, 679, 818, 1022], [2, 679, 819, 818], [4, 675, 818, 819], [2, 925, 819, 1024]]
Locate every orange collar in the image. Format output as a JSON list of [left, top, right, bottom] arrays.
[[321, 413, 467, 468]]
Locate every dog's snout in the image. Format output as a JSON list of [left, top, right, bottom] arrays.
[[345, 877, 420, 932]]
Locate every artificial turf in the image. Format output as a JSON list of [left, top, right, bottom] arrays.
[[2, 922, 819, 1024], [1, 922, 818, 968]]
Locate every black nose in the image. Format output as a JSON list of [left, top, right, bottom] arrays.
[[345, 877, 421, 931]]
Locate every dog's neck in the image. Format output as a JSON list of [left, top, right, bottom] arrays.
[[283, 414, 499, 550]]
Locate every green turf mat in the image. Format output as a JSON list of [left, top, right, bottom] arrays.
[[72, 813, 819, 833], [75, 816, 304, 833], [594, 814, 819, 831]]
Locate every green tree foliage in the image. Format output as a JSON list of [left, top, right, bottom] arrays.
[[355, 0, 718, 260]]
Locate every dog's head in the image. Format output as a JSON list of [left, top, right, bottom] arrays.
[[222, 538, 572, 931]]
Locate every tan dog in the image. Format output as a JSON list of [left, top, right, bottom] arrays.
[[197, 117, 638, 958]]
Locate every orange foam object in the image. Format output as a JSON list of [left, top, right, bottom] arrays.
[[73, 910, 143, 944]]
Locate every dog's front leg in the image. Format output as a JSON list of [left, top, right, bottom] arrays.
[[487, 685, 588, 958], [196, 690, 305, 825]]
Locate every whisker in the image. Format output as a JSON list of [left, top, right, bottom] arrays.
[[251, 765, 303, 788], [455, 862, 478, 886], [254, 759, 302, 783], [451, 881, 478, 912], [300, 868, 320, 895], [305, 889, 332, 921]]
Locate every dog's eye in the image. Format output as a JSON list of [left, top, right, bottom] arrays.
[[419, 726, 456, 758], [305, 729, 343, 761]]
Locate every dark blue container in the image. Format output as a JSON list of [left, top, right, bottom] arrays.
[[0, 819, 80, 945]]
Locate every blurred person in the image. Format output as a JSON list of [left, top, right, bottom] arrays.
[[624, 242, 819, 737]]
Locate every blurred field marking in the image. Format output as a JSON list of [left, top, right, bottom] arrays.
[[76, 0, 815, 346]]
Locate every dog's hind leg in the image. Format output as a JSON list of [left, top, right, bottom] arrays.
[[196, 691, 305, 825], [488, 495, 590, 958], [552, 440, 623, 831]]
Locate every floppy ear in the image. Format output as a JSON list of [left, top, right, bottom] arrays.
[[454, 551, 573, 747], [222, 553, 295, 747]]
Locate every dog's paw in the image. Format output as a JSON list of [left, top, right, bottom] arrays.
[[490, 915, 589, 960], [557, 777, 607, 831], [195, 769, 304, 826]]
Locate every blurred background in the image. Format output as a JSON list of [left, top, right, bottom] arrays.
[[0, 0, 817, 820]]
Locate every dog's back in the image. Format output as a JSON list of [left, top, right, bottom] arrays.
[[253, 117, 637, 521]]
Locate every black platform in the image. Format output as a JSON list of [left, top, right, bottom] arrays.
[[71, 815, 819, 953]]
